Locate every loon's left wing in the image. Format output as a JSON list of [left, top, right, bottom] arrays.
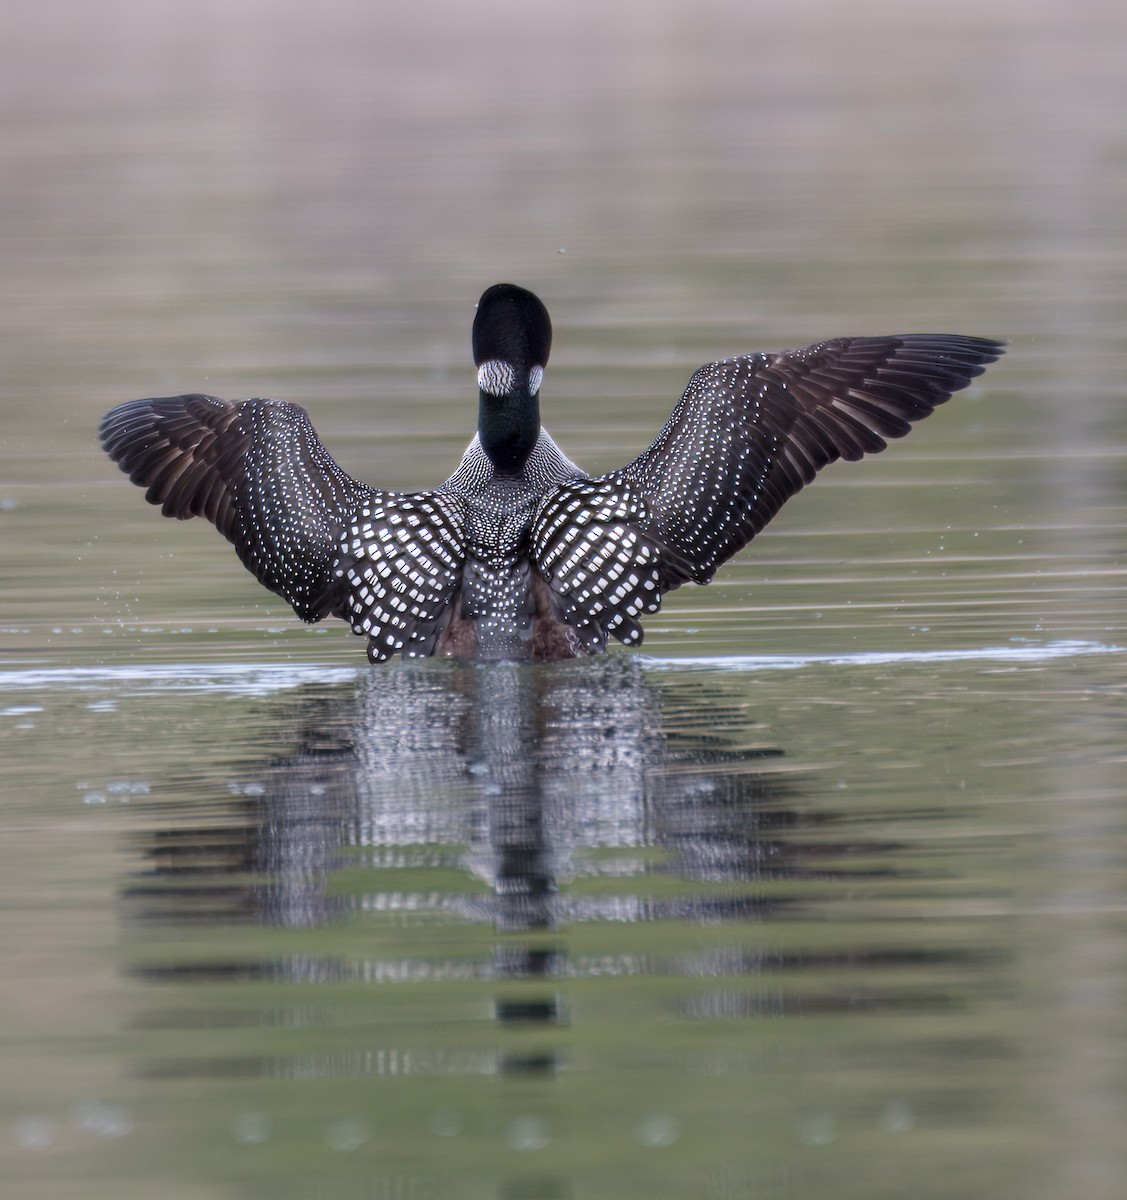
[[532, 334, 1004, 649]]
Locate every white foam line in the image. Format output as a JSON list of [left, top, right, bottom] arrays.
[[647, 639, 1123, 672], [0, 662, 361, 698], [0, 640, 1119, 697]]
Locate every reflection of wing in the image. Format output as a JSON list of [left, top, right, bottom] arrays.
[[100, 394, 377, 620], [332, 493, 466, 662], [533, 334, 1004, 648]]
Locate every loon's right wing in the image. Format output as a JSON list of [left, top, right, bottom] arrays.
[[100, 394, 377, 621]]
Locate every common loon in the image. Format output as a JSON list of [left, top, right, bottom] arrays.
[[100, 283, 1004, 662]]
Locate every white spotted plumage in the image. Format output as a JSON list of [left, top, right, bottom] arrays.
[[334, 492, 466, 662]]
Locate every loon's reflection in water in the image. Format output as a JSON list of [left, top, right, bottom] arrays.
[[124, 657, 822, 932], [123, 655, 998, 1072]]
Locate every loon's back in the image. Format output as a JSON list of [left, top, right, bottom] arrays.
[[335, 429, 590, 661]]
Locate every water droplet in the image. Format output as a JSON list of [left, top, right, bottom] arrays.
[[633, 1113, 680, 1147], [797, 1113, 836, 1146], [230, 1111, 271, 1144], [13, 1116, 55, 1148], [876, 1099, 915, 1133], [504, 1115, 551, 1151], [429, 1108, 463, 1137], [69, 1101, 132, 1139], [326, 1117, 370, 1151]]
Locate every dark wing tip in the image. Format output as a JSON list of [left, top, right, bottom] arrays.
[[99, 394, 243, 521], [880, 333, 1006, 385], [99, 393, 226, 451], [783, 332, 1005, 459]]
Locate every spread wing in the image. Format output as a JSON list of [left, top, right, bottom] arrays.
[[100, 394, 377, 621], [532, 334, 1004, 648]]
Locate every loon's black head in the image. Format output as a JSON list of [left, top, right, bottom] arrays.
[[473, 284, 552, 400], [472, 284, 552, 473]]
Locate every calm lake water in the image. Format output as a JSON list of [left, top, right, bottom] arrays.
[[3, 1, 1127, 1197]]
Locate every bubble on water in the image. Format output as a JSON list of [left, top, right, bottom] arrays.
[[633, 1113, 681, 1147], [504, 1115, 551, 1151], [106, 780, 151, 798], [429, 1108, 463, 1137], [229, 1111, 271, 1144], [227, 779, 266, 797], [326, 1117, 370, 1151], [876, 1099, 915, 1133], [796, 1113, 837, 1146], [69, 1101, 132, 1139]]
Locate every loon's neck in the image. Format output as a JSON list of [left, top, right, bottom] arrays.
[[477, 388, 541, 476]]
